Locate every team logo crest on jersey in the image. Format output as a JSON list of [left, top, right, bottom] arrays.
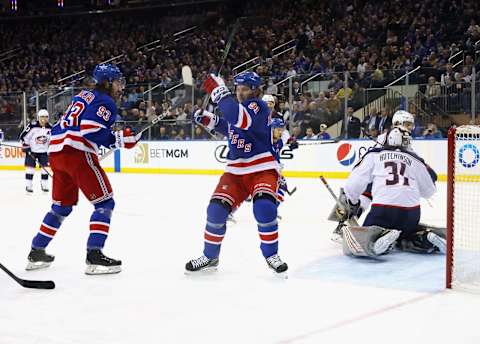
[[459, 143, 480, 168], [35, 136, 48, 144], [337, 143, 356, 166], [134, 143, 149, 164]]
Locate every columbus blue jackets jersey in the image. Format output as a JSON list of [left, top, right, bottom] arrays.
[[344, 147, 437, 208], [19, 120, 52, 153], [214, 96, 279, 175], [49, 89, 117, 155]]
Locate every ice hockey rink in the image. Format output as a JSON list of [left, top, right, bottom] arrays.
[[1, 171, 479, 344]]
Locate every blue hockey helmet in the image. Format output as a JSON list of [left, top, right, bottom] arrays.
[[234, 71, 262, 90], [93, 63, 124, 84], [271, 118, 285, 129]]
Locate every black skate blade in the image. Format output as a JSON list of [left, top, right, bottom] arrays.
[[184, 266, 218, 275]]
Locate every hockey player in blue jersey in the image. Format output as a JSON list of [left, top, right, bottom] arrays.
[[185, 71, 288, 275], [270, 118, 298, 203], [26, 63, 138, 275]]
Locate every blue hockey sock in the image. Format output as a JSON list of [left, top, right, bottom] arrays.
[[203, 201, 229, 259], [87, 199, 115, 250], [253, 198, 279, 258], [32, 204, 72, 249]]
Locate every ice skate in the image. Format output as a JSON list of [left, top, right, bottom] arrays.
[[372, 229, 401, 255], [85, 249, 122, 275], [266, 254, 288, 277], [227, 213, 236, 224], [41, 181, 49, 193], [331, 222, 345, 244], [427, 232, 446, 254], [185, 255, 219, 273], [26, 248, 54, 270]]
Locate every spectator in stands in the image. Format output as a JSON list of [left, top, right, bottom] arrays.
[[426, 76, 441, 99], [158, 126, 170, 140], [317, 124, 331, 140], [303, 127, 316, 140], [291, 126, 302, 139], [362, 107, 378, 137], [422, 123, 443, 139], [266, 79, 278, 95], [344, 107, 361, 139], [336, 81, 352, 101], [326, 90, 341, 120], [377, 108, 392, 134]]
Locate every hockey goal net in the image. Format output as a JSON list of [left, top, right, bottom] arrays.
[[447, 125, 480, 290]]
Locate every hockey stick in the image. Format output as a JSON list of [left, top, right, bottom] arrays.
[[319, 175, 359, 227], [196, 19, 242, 140], [298, 137, 341, 146], [100, 66, 196, 162], [286, 186, 297, 196], [0, 262, 55, 289], [0, 142, 53, 178], [99, 112, 168, 162]]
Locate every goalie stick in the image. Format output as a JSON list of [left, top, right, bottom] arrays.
[[319, 175, 359, 227], [0, 262, 55, 290]]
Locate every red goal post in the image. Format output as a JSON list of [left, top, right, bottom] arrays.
[[447, 125, 480, 291]]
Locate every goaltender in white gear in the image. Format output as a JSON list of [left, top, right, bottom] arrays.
[[338, 127, 443, 257]]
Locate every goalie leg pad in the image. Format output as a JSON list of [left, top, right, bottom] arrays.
[[342, 226, 399, 257]]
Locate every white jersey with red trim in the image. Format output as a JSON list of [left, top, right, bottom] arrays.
[[344, 147, 437, 209], [215, 96, 279, 175], [19, 120, 52, 153], [49, 89, 117, 155]]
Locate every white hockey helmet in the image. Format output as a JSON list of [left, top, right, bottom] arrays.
[[262, 94, 275, 104], [386, 127, 411, 148], [392, 110, 414, 132], [37, 109, 49, 119]]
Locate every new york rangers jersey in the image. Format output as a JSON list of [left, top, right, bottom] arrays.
[[272, 130, 291, 163], [344, 147, 437, 208], [214, 97, 279, 175], [19, 121, 52, 153], [49, 90, 117, 155]]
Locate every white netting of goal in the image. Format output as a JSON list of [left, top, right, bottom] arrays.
[[451, 125, 480, 291]]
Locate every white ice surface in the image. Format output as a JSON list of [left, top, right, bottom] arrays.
[[1, 171, 479, 344]]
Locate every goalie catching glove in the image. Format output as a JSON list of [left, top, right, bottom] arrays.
[[203, 74, 231, 103], [111, 127, 138, 150], [194, 109, 218, 132], [336, 189, 360, 222]]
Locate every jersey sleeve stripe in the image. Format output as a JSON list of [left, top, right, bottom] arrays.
[[235, 105, 252, 130]]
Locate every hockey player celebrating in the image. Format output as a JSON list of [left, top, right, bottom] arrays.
[[19, 109, 52, 193], [334, 127, 445, 258], [186, 71, 288, 274], [26, 64, 138, 275]]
